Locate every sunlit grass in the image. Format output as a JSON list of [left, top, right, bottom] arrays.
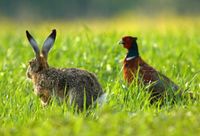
[[0, 16, 200, 136]]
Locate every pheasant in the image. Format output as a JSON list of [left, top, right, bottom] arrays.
[[119, 36, 180, 102]]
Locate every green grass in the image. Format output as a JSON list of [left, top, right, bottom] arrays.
[[0, 16, 200, 136]]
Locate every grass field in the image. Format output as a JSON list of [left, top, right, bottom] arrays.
[[0, 16, 200, 136]]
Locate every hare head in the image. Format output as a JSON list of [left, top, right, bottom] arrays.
[[26, 29, 56, 79]]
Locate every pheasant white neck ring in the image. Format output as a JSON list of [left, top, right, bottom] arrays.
[[126, 56, 137, 61]]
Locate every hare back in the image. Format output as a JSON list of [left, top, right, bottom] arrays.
[[34, 67, 104, 108]]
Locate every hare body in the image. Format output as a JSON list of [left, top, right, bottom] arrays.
[[31, 66, 103, 109], [26, 30, 104, 110]]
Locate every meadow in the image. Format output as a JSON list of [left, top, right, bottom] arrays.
[[0, 16, 200, 136]]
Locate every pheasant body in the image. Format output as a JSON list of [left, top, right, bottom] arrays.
[[119, 36, 180, 101]]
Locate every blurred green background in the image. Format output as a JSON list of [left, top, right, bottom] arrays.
[[0, 0, 199, 20]]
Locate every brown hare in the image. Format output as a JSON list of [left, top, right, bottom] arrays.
[[26, 29, 105, 110]]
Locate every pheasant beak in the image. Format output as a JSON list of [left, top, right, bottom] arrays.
[[118, 40, 124, 45]]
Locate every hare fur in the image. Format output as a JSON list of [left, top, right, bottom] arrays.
[[26, 29, 104, 110]]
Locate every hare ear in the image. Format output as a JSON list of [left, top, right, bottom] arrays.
[[26, 30, 40, 58], [42, 29, 56, 59]]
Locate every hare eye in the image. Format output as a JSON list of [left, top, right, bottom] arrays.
[[39, 93, 44, 98], [39, 80, 45, 87]]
